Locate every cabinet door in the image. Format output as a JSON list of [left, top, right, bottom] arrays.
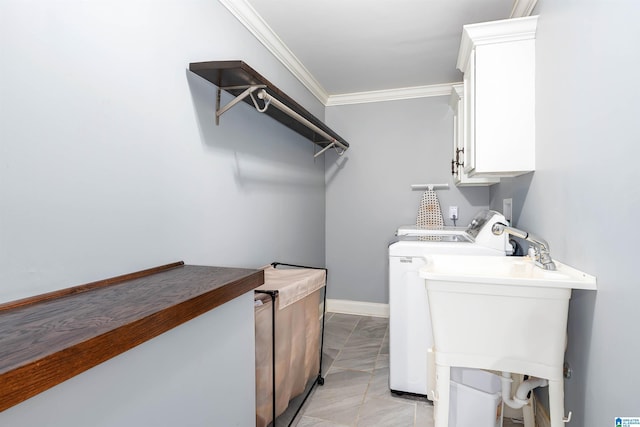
[[451, 83, 499, 186], [463, 50, 475, 175], [452, 97, 464, 185], [452, 105, 461, 184], [474, 40, 535, 175]]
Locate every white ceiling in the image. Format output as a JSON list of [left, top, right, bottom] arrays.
[[220, 0, 536, 104]]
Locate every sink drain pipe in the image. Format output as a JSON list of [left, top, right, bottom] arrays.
[[501, 372, 549, 409]]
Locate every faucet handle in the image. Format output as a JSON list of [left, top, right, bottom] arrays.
[[529, 240, 556, 270], [495, 224, 557, 270]]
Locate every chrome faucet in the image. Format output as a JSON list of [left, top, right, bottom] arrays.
[[491, 223, 557, 270]]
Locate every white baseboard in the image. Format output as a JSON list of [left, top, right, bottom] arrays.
[[326, 299, 389, 318]]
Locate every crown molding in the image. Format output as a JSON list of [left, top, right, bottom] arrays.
[[326, 82, 458, 106], [221, 0, 523, 107], [510, 0, 538, 18], [449, 83, 463, 108], [218, 0, 330, 104], [457, 15, 538, 72]]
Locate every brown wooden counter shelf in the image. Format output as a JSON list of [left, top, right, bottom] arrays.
[[0, 261, 264, 412]]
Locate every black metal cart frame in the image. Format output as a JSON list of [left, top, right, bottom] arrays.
[[254, 261, 328, 427]]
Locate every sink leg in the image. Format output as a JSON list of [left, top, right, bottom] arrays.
[[434, 364, 450, 427], [548, 378, 565, 427], [522, 400, 536, 427]]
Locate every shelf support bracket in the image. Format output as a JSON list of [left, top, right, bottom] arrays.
[[313, 142, 336, 158], [215, 85, 266, 125]]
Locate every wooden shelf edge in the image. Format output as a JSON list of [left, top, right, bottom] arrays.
[[0, 264, 264, 412], [0, 261, 186, 312]]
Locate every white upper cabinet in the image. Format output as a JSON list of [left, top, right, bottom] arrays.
[[456, 16, 538, 178], [450, 84, 500, 186]]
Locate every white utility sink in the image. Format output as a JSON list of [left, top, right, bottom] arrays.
[[422, 254, 597, 289], [419, 254, 596, 427]]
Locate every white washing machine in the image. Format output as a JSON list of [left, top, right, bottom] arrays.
[[388, 210, 511, 397]]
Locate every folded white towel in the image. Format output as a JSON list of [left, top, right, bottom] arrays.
[[255, 266, 326, 310]]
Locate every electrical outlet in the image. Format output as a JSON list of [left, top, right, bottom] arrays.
[[449, 206, 458, 220]]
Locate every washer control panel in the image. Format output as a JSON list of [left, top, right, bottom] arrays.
[[466, 210, 498, 239]]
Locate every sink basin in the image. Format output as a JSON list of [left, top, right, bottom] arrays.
[[420, 254, 596, 289], [419, 254, 597, 427], [420, 255, 596, 290], [418, 254, 597, 378]]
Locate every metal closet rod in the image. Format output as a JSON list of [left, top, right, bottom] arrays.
[[215, 85, 347, 158], [255, 89, 348, 157], [411, 183, 450, 191]]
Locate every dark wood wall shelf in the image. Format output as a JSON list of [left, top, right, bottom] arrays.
[[0, 262, 264, 412], [189, 60, 349, 156]]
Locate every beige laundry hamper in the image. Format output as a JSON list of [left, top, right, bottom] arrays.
[[254, 263, 327, 427]]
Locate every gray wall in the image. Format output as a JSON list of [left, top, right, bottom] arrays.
[[490, 1, 640, 424], [4, 0, 636, 424], [325, 97, 490, 304], [0, 1, 326, 303], [0, 293, 256, 427], [0, 0, 326, 423]]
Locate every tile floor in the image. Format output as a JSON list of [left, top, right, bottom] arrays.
[[292, 313, 521, 427], [292, 312, 433, 427]]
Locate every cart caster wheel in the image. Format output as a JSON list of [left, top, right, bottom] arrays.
[[317, 376, 325, 386]]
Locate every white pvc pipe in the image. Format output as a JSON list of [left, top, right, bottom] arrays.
[[501, 372, 524, 409], [516, 377, 549, 402], [501, 372, 549, 410]]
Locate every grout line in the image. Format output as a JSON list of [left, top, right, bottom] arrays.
[[330, 316, 360, 372], [356, 318, 387, 426], [299, 314, 397, 426], [353, 370, 374, 427]]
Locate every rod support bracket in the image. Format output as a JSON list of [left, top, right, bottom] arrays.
[[215, 85, 266, 124]]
